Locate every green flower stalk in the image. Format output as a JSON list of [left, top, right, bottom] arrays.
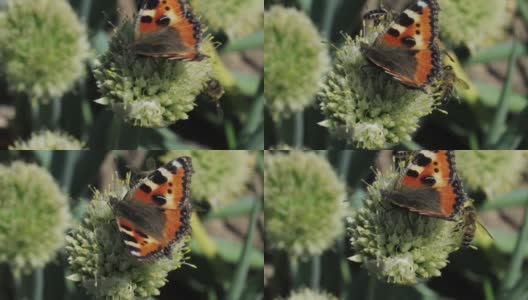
[[281, 288, 338, 300], [191, 0, 263, 40], [93, 18, 214, 128], [455, 150, 528, 198], [161, 150, 255, 209], [265, 6, 330, 117], [9, 130, 85, 150], [438, 0, 515, 51], [347, 165, 464, 285], [66, 174, 190, 299], [318, 28, 440, 149], [0, 161, 70, 276], [0, 0, 91, 102], [265, 151, 346, 258]]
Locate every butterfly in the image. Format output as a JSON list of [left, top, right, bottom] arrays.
[[134, 0, 204, 61], [110, 157, 193, 260], [360, 0, 442, 90], [388, 150, 466, 221]]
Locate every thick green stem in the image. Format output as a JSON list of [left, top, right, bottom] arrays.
[[485, 41, 520, 148], [310, 255, 321, 290], [293, 111, 304, 148], [499, 204, 528, 298], [226, 198, 261, 300]]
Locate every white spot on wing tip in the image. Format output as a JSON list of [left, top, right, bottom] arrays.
[[131, 251, 140, 256]]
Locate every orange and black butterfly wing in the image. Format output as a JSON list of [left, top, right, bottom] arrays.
[[135, 0, 203, 60], [390, 150, 466, 220], [115, 157, 193, 260], [362, 0, 441, 89]]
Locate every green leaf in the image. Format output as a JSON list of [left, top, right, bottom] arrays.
[[468, 41, 527, 65], [206, 197, 256, 219], [481, 189, 528, 211], [222, 31, 264, 52], [474, 82, 527, 113]]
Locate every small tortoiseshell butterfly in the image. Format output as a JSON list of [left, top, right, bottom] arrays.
[[111, 157, 193, 260], [360, 0, 442, 90], [388, 150, 466, 220], [134, 0, 204, 61]]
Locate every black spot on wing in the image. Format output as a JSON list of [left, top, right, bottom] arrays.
[[156, 16, 170, 27], [409, 4, 424, 14], [136, 230, 149, 239], [401, 37, 416, 48], [121, 233, 138, 243], [396, 13, 415, 26], [421, 176, 436, 186], [387, 28, 400, 37], [150, 170, 167, 184], [144, 0, 159, 10], [152, 194, 167, 206], [413, 153, 432, 166], [140, 16, 153, 24], [406, 169, 420, 178], [139, 183, 152, 194]]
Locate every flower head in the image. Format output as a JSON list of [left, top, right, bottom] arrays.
[[438, 0, 515, 51], [347, 161, 464, 285], [281, 288, 338, 300], [93, 18, 214, 128], [265, 151, 346, 258], [318, 24, 440, 149], [0, 161, 70, 276], [455, 150, 528, 198], [65, 174, 190, 298], [9, 130, 85, 150], [0, 0, 91, 102], [161, 150, 255, 209], [265, 6, 330, 117], [191, 0, 263, 40]]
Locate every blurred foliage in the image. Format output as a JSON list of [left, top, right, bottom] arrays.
[[264, 0, 528, 150], [0, 0, 263, 150], [265, 150, 528, 300], [0, 150, 264, 300]]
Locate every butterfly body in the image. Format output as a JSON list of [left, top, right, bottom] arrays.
[[360, 0, 441, 89], [112, 157, 193, 260], [135, 0, 203, 61], [388, 150, 466, 221]]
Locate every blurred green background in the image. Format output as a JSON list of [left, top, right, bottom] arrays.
[[264, 0, 528, 150], [0, 150, 264, 300], [0, 0, 263, 150], [264, 150, 528, 300]]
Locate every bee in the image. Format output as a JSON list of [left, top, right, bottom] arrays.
[[433, 64, 470, 104], [460, 204, 477, 248], [460, 202, 493, 248]]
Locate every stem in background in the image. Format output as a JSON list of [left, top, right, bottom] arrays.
[[293, 111, 304, 148], [111, 116, 140, 150], [485, 40, 519, 148], [79, 0, 93, 23], [33, 269, 43, 300], [499, 204, 528, 299], [321, 0, 342, 38], [226, 198, 261, 300], [337, 150, 352, 179], [310, 255, 321, 290]]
